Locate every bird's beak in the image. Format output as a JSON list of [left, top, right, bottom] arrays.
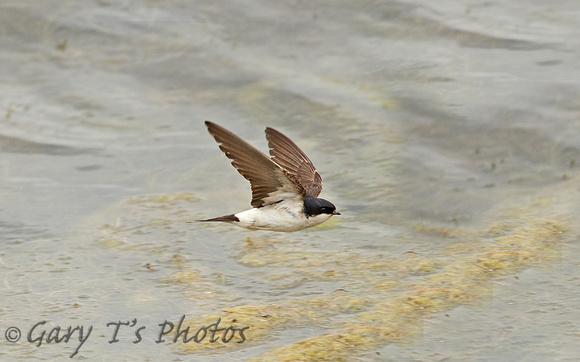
[[333, 211, 341, 215]]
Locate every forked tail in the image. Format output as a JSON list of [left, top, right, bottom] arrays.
[[197, 214, 239, 222]]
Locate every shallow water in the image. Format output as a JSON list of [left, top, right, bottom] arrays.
[[1, 0, 579, 360]]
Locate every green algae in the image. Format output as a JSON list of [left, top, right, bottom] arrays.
[[180, 208, 568, 359], [90, 189, 571, 360]]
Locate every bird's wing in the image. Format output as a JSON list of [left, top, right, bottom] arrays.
[[265, 127, 323, 197], [205, 121, 305, 208]]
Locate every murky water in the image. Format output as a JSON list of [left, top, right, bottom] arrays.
[[1, 0, 579, 360]]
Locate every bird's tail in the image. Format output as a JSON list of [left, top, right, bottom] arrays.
[[196, 214, 239, 223]]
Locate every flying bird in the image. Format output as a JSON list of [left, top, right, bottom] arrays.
[[198, 121, 340, 232]]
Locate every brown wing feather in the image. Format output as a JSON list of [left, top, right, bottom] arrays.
[[265, 127, 323, 197], [205, 121, 304, 208]]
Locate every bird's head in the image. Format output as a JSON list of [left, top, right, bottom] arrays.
[[304, 195, 340, 217]]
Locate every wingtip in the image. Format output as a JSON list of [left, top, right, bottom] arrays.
[[264, 127, 279, 138]]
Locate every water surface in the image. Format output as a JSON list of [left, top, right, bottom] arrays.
[[1, 1, 579, 360]]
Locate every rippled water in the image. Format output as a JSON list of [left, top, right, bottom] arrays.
[[1, 1, 579, 360]]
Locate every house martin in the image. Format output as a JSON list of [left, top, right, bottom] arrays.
[[198, 121, 340, 232]]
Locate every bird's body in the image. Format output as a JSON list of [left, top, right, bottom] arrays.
[[198, 121, 339, 232], [214, 200, 334, 232]]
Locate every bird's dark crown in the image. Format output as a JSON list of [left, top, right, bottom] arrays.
[[304, 195, 339, 217]]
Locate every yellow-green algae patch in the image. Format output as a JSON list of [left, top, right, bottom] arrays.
[[178, 207, 568, 360], [164, 254, 241, 303], [237, 238, 441, 282], [177, 290, 370, 353], [93, 192, 198, 251], [89, 192, 246, 306], [84, 188, 570, 359]]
